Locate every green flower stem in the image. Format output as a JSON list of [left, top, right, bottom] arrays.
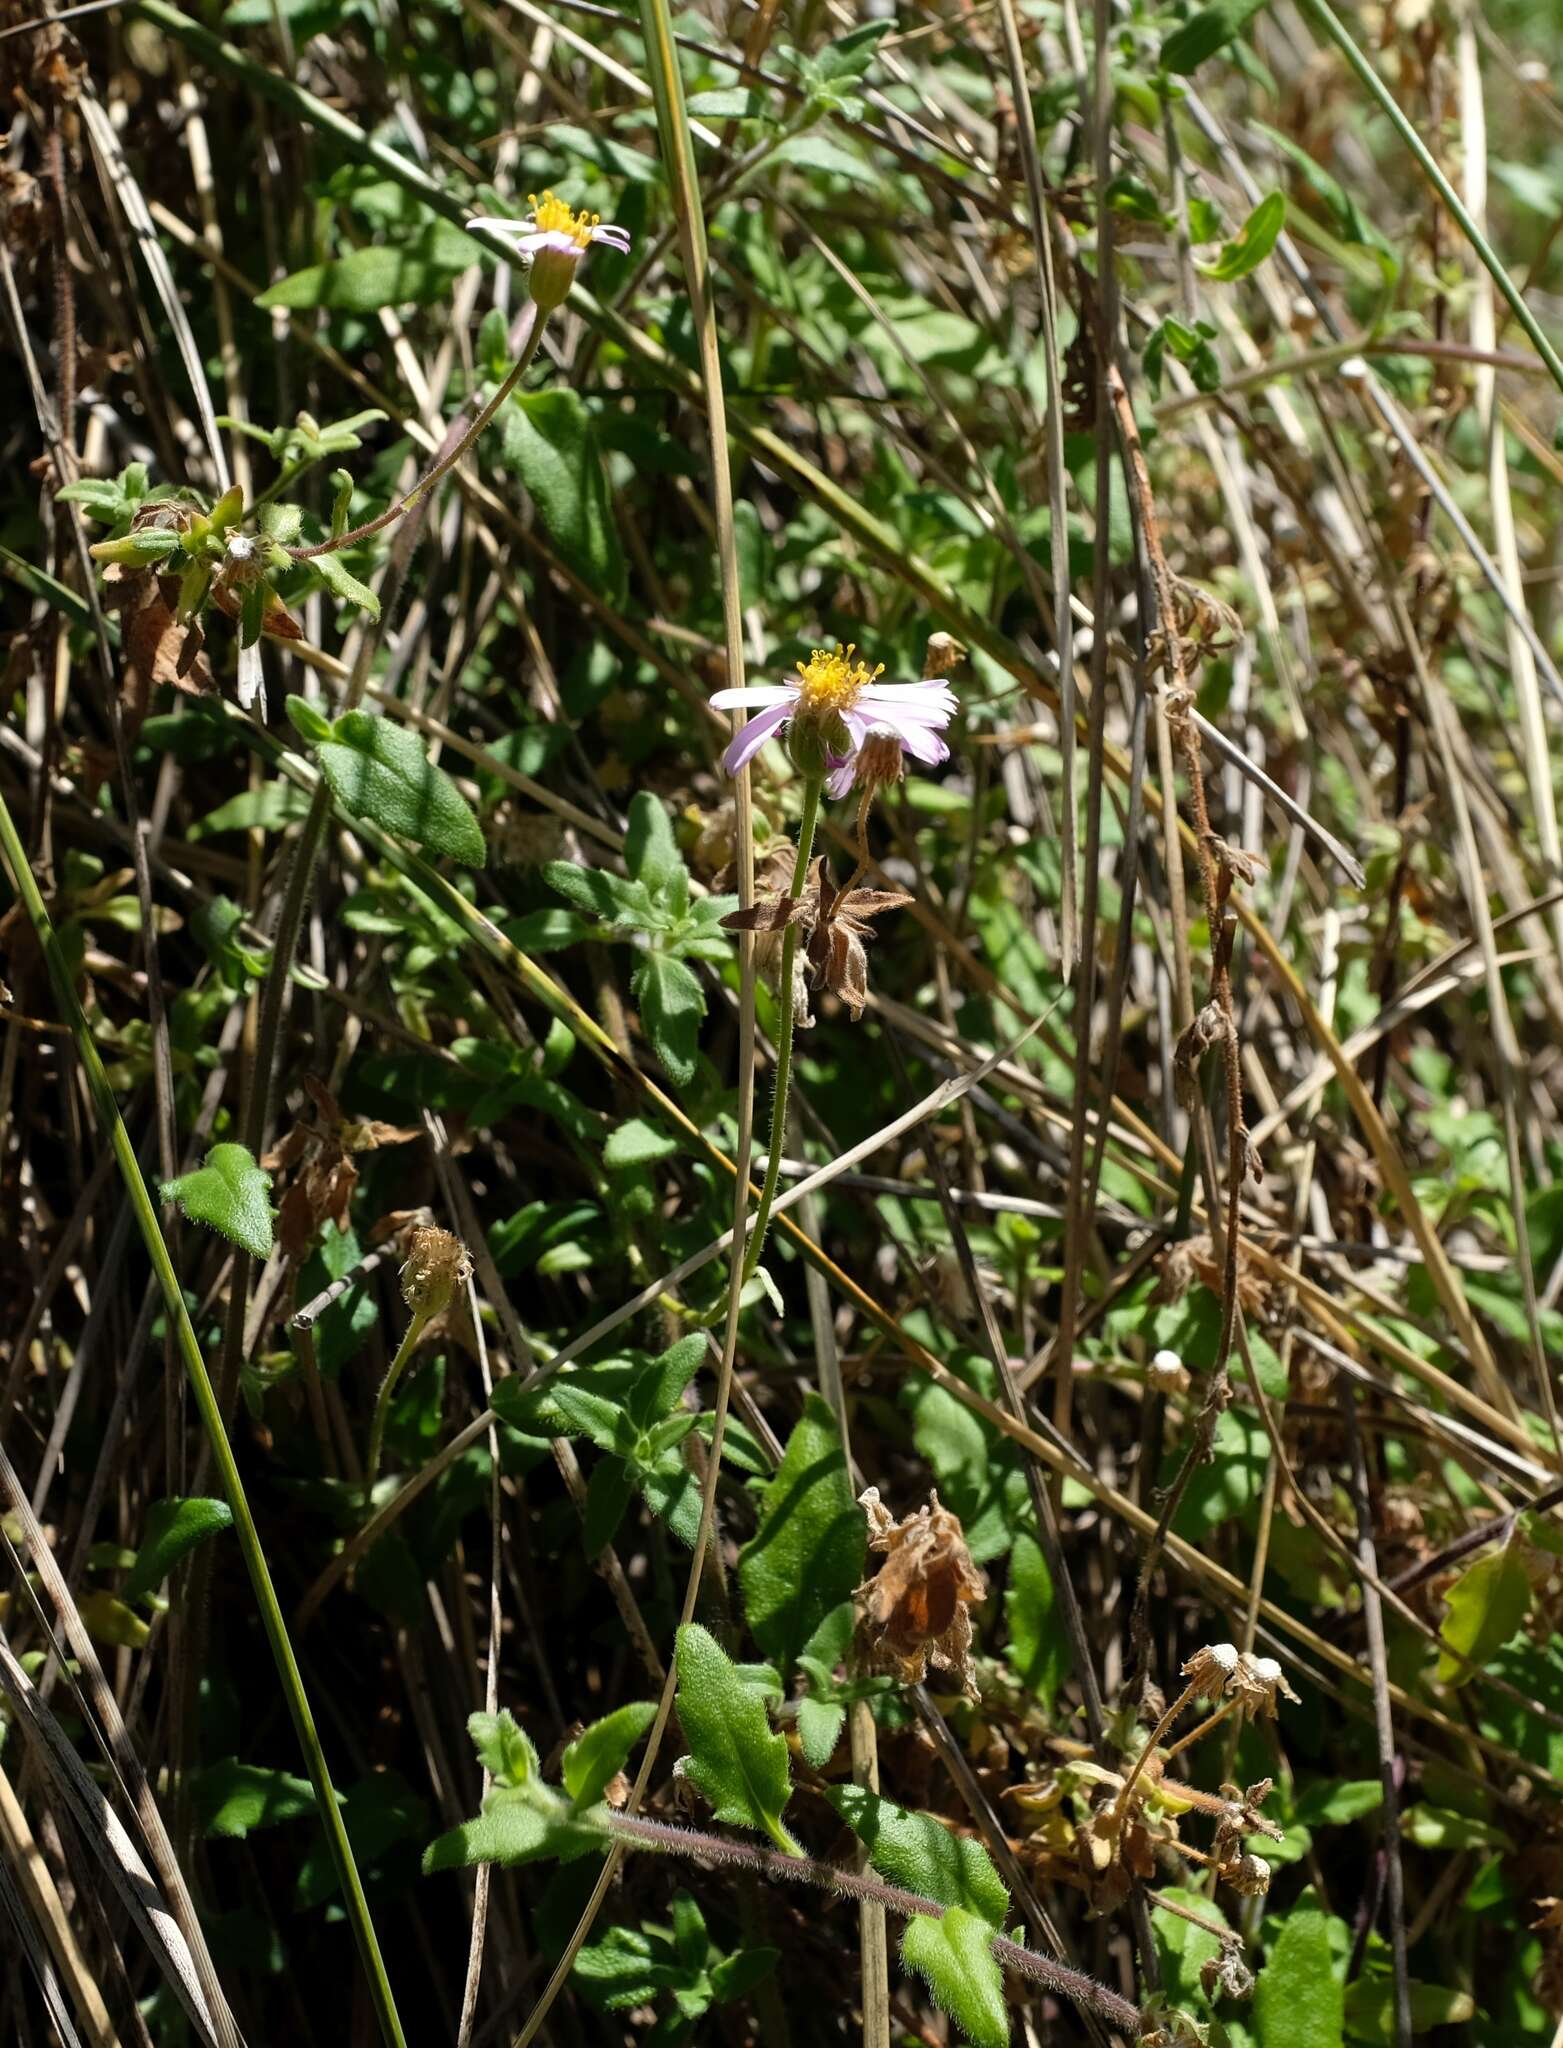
[[288, 306, 549, 560], [741, 771, 823, 1289], [363, 1310, 431, 1510], [0, 789, 408, 2048], [1299, 0, 1563, 402]]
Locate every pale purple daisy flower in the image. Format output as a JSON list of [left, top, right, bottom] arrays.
[[468, 194, 630, 310], [712, 644, 957, 787]]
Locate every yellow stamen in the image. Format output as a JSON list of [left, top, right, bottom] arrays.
[[529, 190, 601, 250], [793, 643, 883, 719]]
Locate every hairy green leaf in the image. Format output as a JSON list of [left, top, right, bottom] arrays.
[[315, 710, 486, 867], [122, 1497, 234, 1606], [827, 1786, 1008, 1926], [632, 952, 705, 1086], [900, 1909, 1006, 2048], [738, 1395, 865, 1675], [1254, 1907, 1344, 2047], [194, 1761, 320, 1839], [673, 1624, 798, 1853], [604, 1117, 681, 1169], [256, 220, 480, 310], [160, 1143, 274, 1261], [1437, 1540, 1531, 1684], [1004, 1528, 1072, 1711], [562, 1701, 657, 1809], [499, 388, 624, 600]]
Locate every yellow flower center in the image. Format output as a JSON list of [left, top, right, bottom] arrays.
[[529, 190, 601, 250], [793, 644, 882, 719]]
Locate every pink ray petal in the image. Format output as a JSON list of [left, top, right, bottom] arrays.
[[722, 699, 792, 774]]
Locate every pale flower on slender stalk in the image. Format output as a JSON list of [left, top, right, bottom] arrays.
[[708, 641, 956, 1298], [468, 192, 632, 312], [711, 643, 957, 787]]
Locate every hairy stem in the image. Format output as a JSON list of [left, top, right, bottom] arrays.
[[363, 1311, 431, 1508], [287, 308, 548, 560], [602, 1811, 1145, 2033]]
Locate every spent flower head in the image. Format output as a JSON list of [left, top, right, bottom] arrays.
[[469, 193, 631, 312], [1181, 1641, 1240, 1699], [400, 1225, 472, 1323], [1231, 1652, 1299, 1717]]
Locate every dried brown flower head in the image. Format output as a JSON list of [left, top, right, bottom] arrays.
[[1224, 1852, 1272, 1897], [400, 1225, 472, 1322], [1148, 1349, 1191, 1395], [853, 1486, 986, 1699], [1230, 1653, 1299, 1718], [1201, 1946, 1255, 2002], [1181, 1641, 1240, 1701], [721, 859, 913, 1023], [264, 1076, 417, 1260], [922, 632, 967, 679]]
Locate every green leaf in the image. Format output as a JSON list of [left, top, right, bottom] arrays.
[[1400, 1802, 1509, 1852], [308, 546, 381, 620], [1161, 0, 1275, 73], [1342, 1977, 1475, 2044], [628, 1336, 706, 1429], [625, 792, 687, 901], [604, 1117, 681, 1169], [632, 952, 705, 1086], [1144, 315, 1221, 399], [584, 1455, 635, 1555], [499, 388, 624, 601], [1436, 1538, 1531, 1684], [160, 1143, 274, 1261], [573, 1924, 680, 2010], [315, 709, 486, 867], [256, 220, 481, 311], [542, 860, 659, 927], [1198, 191, 1286, 281], [1152, 1886, 1228, 2011], [285, 693, 334, 745], [794, 1696, 845, 1768], [468, 1707, 540, 1789], [640, 1452, 702, 1547], [673, 1624, 798, 1852], [900, 1909, 1007, 2048], [293, 1771, 428, 1909], [1254, 1907, 1344, 2048], [709, 1945, 780, 2003], [686, 87, 769, 118], [1004, 1528, 1072, 1711], [1292, 1779, 1383, 1829], [77, 1590, 151, 1648], [827, 1786, 1008, 1926], [552, 1383, 640, 1457], [122, 1497, 234, 1605], [502, 906, 591, 951], [421, 1798, 558, 1871], [193, 1760, 319, 1839], [737, 1395, 865, 1675], [562, 1701, 657, 1809]]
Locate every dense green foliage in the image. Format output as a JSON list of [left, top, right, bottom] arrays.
[[3, 0, 1563, 2043]]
